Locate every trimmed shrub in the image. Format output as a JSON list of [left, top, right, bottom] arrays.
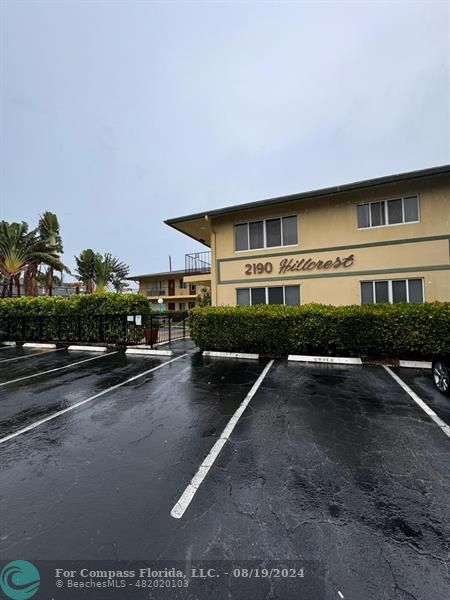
[[0, 293, 152, 344], [0, 293, 150, 317], [189, 303, 450, 359]]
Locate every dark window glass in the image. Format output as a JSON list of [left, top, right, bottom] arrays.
[[392, 280, 407, 303], [235, 224, 248, 251], [179, 302, 186, 311], [266, 218, 282, 247], [371, 202, 385, 227], [361, 282, 374, 304], [285, 285, 300, 306], [374, 281, 389, 303], [249, 221, 264, 249], [282, 216, 298, 245], [251, 288, 266, 305], [408, 279, 423, 303], [404, 196, 419, 222], [387, 199, 403, 224], [268, 287, 284, 304], [357, 205, 370, 228], [237, 288, 250, 306]]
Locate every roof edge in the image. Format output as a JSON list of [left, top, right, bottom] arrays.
[[165, 164, 450, 225]]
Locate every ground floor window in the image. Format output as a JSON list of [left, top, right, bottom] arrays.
[[179, 302, 186, 311], [168, 302, 176, 311], [361, 278, 424, 304], [188, 302, 195, 309], [236, 285, 300, 306]]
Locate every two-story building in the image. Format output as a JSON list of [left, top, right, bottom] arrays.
[[165, 165, 450, 306], [127, 253, 211, 311]]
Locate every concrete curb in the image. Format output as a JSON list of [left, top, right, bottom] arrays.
[[22, 342, 57, 349], [288, 354, 363, 365], [203, 351, 260, 360], [67, 345, 108, 352], [399, 360, 432, 369], [125, 348, 173, 357]]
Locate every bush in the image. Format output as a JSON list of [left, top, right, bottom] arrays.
[[189, 303, 450, 359], [0, 293, 151, 344], [0, 293, 150, 317]]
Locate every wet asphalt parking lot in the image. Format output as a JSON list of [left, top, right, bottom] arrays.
[[0, 342, 449, 600]]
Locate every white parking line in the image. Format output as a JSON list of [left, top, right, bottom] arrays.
[[0, 347, 65, 364], [0, 351, 118, 387], [0, 353, 188, 445], [384, 366, 450, 439], [171, 359, 274, 519]]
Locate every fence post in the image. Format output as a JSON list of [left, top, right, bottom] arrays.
[[99, 315, 104, 344], [58, 316, 62, 341], [183, 312, 186, 339], [78, 315, 82, 341], [168, 313, 171, 344], [22, 316, 26, 342], [149, 312, 153, 348]]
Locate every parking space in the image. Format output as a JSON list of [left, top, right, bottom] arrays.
[[0, 346, 105, 384], [392, 366, 450, 427], [0, 353, 449, 600]]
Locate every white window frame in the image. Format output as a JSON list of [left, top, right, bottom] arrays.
[[360, 278, 425, 304], [234, 215, 299, 252], [356, 195, 420, 230], [236, 285, 301, 306]]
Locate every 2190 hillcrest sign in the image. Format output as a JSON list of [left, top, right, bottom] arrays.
[[244, 254, 355, 276]]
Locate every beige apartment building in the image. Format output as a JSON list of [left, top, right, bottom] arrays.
[[127, 269, 203, 311], [165, 165, 450, 307]]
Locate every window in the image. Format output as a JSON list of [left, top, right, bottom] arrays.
[[179, 302, 186, 311], [236, 285, 301, 306], [234, 216, 298, 251], [249, 221, 264, 249], [179, 279, 186, 289], [168, 302, 176, 311], [360, 279, 424, 304], [357, 195, 419, 228]]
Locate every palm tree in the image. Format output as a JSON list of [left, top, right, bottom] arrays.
[[0, 220, 67, 297], [94, 253, 129, 293], [38, 211, 64, 296], [74, 249, 97, 293]]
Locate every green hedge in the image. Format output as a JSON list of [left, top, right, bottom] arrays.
[[189, 303, 450, 358], [0, 294, 152, 344], [0, 293, 150, 317]]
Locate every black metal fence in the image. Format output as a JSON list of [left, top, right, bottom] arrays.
[[185, 251, 211, 274], [0, 312, 189, 348]]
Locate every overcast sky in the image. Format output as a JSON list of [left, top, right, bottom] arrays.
[[1, 0, 449, 281]]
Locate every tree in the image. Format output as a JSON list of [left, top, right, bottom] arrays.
[[38, 211, 64, 296], [74, 249, 97, 293], [196, 287, 211, 307], [74, 250, 129, 293]]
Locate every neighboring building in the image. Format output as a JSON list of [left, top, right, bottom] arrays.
[[127, 260, 211, 311], [165, 165, 450, 306]]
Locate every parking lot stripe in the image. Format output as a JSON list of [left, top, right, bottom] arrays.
[[0, 347, 66, 364], [384, 366, 450, 439], [0, 351, 118, 387], [170, 359, 274, 519], [0, 353, 188, 445]]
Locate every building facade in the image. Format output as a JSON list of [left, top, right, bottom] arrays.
[[127, 269, 204, 311], [165, 165, 450, 307]]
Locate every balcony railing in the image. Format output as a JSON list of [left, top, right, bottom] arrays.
[[147, 288, 166, 296], [185, 251, 211, 274]]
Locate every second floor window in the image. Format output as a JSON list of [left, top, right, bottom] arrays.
[[357, 195, 419, 229], [234, 216, 298, 251]]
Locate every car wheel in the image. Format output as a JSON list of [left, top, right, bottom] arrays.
[[433, 360, 450, 396]]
